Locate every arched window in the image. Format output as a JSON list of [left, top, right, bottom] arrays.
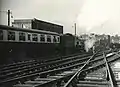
[[40, 34, 45, 42], [32, 33, 38, 41], [8, 31, 15, 40], [0, 30, 3, 40], [47, 35, 51, 42], [57, 36, 60, 42], [28, 33, 31, 40], [53, 36, 57, 43], [19, 32, 25, 41]]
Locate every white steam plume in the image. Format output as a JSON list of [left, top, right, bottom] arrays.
[[84, 38, 96, 52], [77, 0, 120, 32]]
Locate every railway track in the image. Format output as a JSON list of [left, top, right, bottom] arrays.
[[0, 52, 94, 87], [11, 50, 120, 87], [0, 53, 84, 71], [0, 50, 109, 86], [0, 50, 117, 87], [64, 51, 120, 87], [0, 53, 90, 76]]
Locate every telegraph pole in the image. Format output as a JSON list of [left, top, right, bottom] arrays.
[[74, 23, 76, 36], [74, 23, 77, 47], [8, 10, 11, 26]]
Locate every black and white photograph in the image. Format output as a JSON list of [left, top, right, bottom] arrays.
[[0, 0, 120, 87]]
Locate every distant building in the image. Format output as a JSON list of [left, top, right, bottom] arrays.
[[12, 19, 32, 29], [111, 35, 120, 43], [79, 34, 89, 40], [12, 18, 63, 34]]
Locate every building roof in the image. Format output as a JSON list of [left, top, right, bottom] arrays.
[[13, 19, 32, 23], [12, 18, 63, 27], [0, 25, 60, 35]]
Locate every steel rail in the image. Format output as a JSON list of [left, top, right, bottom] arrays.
[[63, 50, 115, 87], [47, 51, 118, 87], [0, 53, 85, 71], [0, 55, 90, 80], [2, 53, 113, 87], [0, 53, 91, 74], [63, 52, 97, 87], [0, 54, 92, 80], [0, 60, 38, 71], [0, 52, 101, 85], [0, 50, 111, 86], [0, 53, 91, 73], [0, 49, 109, 70], [0, 60, 36, 68], [103, 52, 115, 87]]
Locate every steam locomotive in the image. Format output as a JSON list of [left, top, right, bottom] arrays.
[[0, 25, 84, 64]]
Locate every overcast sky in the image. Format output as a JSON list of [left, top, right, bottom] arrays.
[[1, 0, 120, 35]]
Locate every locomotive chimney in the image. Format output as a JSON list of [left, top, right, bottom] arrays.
[[107, 35, 110, 48]]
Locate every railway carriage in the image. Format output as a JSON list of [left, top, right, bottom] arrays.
[[0, 25, 60, 64], [0, 25, 87, 65], [0, 25, 60, 43]]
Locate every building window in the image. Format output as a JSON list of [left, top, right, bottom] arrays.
[[32, 34, 38, 41], [47, 35, 51, 42], [19, 32, 25, 41], [0, 30, 3, 40], [40, 34, 45, 42], [8, 31, 15, 40], [28, 33, 31, 40], [57, 36, 60, 42], [53, 36, 57, 43], [21, 24, 24, 28]]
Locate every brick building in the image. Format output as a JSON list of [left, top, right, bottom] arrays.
[[12, 18, 63, 34]]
